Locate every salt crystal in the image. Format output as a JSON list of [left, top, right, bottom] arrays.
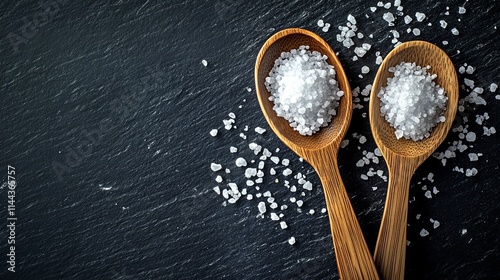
[[490, 83, 498, 92], [211, 163, 222, 171], [361, 66, 370, 74], [296, 200, 303, 207], [288, 237, 296, 245], [354, 47, 367, 57], [322, 23, 331, 32], [466, 65, 475, 74], [404, 15, 412, 24], [440, 20, 447, 28], [465, 132, 476, 142], [258, 202, 266, 214], [235, 157, 247, 167], [283, 168, 292, 176], [458, 7, 466, 14], [468, 153, 478, 161], [359, 135, 367, 144], [347, 14, 357, 24], [420, 228, 429, 237], [412, 28, 421, 36], [433, 220, 440, 229], [442, 41, 448, 45], [451, 28, 459, 35], [270, 156, 280, 164], [270, 213, 279, 220], [383, 12, 395, 25], [282, 159, 290, 166], [460, 229, 467, 235], [215, 175, 223, 183], [255, 127, 266, 134], [340, 139, 349, 148], [317, 19, 325, 27], [384, 2, 391, 9], [415, 12, 426, 22], [201, 59, 208, 67], [465, 168, 478, 177], [213, 186, 221, 195], [280, 221, 288, 229], [229, 146, 238, 153], [209, 129, 218, 137], [247, 194, 253, 200]]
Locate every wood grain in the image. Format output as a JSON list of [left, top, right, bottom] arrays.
[[369, 41, 459, 280], [255, 28, 379, 280]]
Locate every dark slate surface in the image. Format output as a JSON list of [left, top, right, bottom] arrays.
[[0, 0, 499, 279]]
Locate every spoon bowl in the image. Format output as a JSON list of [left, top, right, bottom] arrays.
[[369, 40, 459, 280], [255, 28, 379, 280]]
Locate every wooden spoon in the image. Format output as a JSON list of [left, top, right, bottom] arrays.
[[369, 41, 459, 280], [255, 28, 379, 280]]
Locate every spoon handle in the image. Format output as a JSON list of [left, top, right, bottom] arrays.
[[374, 160, 416, 280], [313, 151, 379, 280]]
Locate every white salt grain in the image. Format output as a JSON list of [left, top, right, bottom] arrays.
[[288, 237, 296, 245], [230, 146, 238, 153], [451, 28, 459, 35], [317, 19, 325, 27], [201, 59, 208, 67], [458, 7, 466, 14], [465, 132, 476, 142], [489, 83, 498, 92], [255, 127, 267, 134], [215, 175, 223, 183], [404, 15, 412, 24], [235, 157, 247, 167], [383, 12, 395, 25], [270, 213, 280, 220], [440, 20, 447, 28], [412, 28, 421, 36], [213, 186, 221, 195], [211, 163, 222, 171], [347, 14, 357, 24], [415, 12, 426, 22], [420, 228, 429, 237], [258, 202, 266, 214], [280, 221, 288, 229], [361, 66, 370, 74], [210, 129, 218, 137]]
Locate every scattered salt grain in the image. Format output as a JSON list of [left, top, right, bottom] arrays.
[[440, 20, 447, 28], [270, 213, 280, 220], [230, 146, 238, 153], [347, 14, 357, 24], [415, 12, 426, 22], [460, 229, 467, 235], [383, 12, 395, 25], [468, 153, 478, 161], [412, 28, 421, 36], [465, 168, 478, 177], [255, 127, 266, 134], [404, 15, 412, 24], [317, 19, 325, 27], [235, 157, 247, 167], [213, 186, 221, 195], [490, 83, 498, 92], [451, 28, 459, 35], [211, 163, 222, 172], [265, 45, 342, 136], [201, 59, 208, 67], [280, 221, 288, 229], [288, 237, 296, 245], [361, 66, 370, 74], [420, 228, 429, 237], [378, 62, 448, 141], [215, 175, 223, 183], [458, 7, 466, 14], [258, 202, 266, 214], [210, 129, 218, 137], [465, 132, 476, 142]]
